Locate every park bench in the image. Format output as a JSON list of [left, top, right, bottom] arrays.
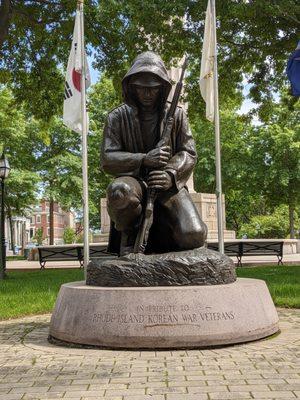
[[207, 242, 243, 266], [241, 241, 284, 266], [38, 244, 110, 269], [39, 240, 284, 269], [207, 240, 284, 267]]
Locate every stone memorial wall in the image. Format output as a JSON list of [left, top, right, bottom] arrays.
[[100, 192, 235, 240]]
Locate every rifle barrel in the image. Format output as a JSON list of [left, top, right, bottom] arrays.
[[133, 56, 189, 254]]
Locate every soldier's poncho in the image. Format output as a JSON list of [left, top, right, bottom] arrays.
[[101, 52, 207, 254]]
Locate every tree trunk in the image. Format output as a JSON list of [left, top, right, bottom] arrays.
[[21, 222, 26, 255], [7, 206, 15, 254], [49, 198, 54, 245], [289, 204, 295, 239], [0, 0, 12, 50]]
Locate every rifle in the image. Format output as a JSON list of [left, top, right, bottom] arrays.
[[133, 57, 188, 254]]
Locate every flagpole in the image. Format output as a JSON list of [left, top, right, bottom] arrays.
[[211, 0, 224, 254], [78, 0, 89, 277]]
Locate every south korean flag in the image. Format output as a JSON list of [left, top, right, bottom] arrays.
[[63, 10, 90, 134]]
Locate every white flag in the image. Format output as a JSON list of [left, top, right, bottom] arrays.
[[199, 0, 214, 122], [63, 10, 90, 134]]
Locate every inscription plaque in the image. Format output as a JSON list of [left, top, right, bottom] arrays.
[[92, 303, 235, 326], [207, 203, 217, 218]]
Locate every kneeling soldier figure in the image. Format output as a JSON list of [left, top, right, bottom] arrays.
[[101, 51, 207, 255]]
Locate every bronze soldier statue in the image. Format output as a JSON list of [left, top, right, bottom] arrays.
[[101, 51, 207, 255]]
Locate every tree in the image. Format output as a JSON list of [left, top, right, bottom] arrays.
[[239, 205, 298, 239], [225, 190, 268, 235], [0, 0, 75, 119], [190, 99, 264, 233], [248, 92, 300, 237], [35, 117, 82, 243], [191, 91, 300, 238], [1, 0, 299, 239], [0, 87, 39, 250], [63, 227, 76, 244], [33, 227, 43, 245], [88, 75, 121, 229], [1, 1, 299, 119]]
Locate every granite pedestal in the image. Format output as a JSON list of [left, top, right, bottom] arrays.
[[49, 278, 279, 348]]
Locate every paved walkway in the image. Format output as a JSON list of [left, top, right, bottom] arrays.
[[0, 308, 299, 400], [7, 260, 80, 270], [5, 254, 300, 270]]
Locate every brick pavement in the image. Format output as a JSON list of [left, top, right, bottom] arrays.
[[0, 308, 299, 400]]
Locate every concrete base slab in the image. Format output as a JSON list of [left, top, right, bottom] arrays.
[[49, 278, 279, 348]]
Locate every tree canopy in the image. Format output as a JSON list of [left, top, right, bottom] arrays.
[[0, 87, 39, 216], [247, 91, 300, 236], [1, 0, 299, 120], [88, 75, 121, 229], [0, 0, 299, 238]]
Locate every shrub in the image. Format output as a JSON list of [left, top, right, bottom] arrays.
[[33, 227, 43, 245], [238, 206, 294, 239], [63, 227, 76, 244]]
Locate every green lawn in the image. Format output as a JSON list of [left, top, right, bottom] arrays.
[[6, 255, 26, 261], [0, 269, 84, 320], [237, 265, 300, 308], [0, 266, 299, 320]]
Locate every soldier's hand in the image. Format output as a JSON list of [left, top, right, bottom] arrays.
[[143, 146, 171, 168], [147, 171, 173, 191]]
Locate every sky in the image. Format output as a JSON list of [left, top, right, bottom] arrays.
[[88, 55, 100, 84], [238, 82, 258, 120]]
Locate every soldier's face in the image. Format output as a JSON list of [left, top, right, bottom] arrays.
[[134, 86, 161, 107]]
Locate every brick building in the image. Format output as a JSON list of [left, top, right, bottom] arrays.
[[29, 200, 75, 245]]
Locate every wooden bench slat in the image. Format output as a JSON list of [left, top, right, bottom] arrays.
[[207, 241, 284, 267]]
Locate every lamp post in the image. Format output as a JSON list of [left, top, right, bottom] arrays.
[[0, 153, 10, 280]]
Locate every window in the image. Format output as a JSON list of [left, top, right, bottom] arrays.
[[36, 215, 41, 223], [47, 228, 50, 236], [30, 216, 35, 224], [47, 215, 50, 223]]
